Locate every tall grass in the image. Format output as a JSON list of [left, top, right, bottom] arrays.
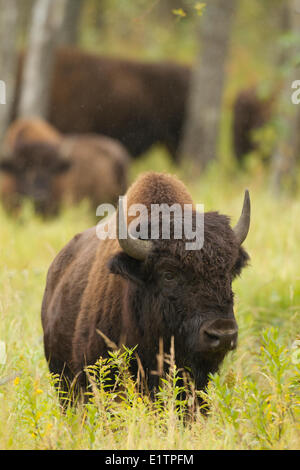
[[0, 154, 299, 449]]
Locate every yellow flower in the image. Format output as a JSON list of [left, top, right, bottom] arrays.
[[194, 2, 206, 16], [35, 388, 43, 395], [13, 376, 20, 386], [46, 422, 53, 431], [172, 8, 186, 18]]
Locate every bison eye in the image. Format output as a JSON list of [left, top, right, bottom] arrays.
[[164, 271, 174, 282]]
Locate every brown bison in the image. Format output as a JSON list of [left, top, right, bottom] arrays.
[[12, 48, 191, 161], [0, 118, 130, 215], [41, 171, 251, 399], [232, 86, 275, 163]]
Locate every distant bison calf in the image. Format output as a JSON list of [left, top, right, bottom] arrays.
[[0, 118, 130, 215]]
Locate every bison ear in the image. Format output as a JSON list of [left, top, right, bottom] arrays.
[[108, 252, 145, 285], [232, 246, 250, 278]]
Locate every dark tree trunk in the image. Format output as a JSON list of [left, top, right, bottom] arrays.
[[179, 0, 237, 173], [60, 0, 84, 46], [270, 0, 300, 194]]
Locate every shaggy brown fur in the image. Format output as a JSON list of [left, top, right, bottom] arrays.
[[12, 48, 190, 161], [41, 171, 250, 398], [232, 87, 274, 163], [0, 119, 130, 215], [2, 117, 61, 153]]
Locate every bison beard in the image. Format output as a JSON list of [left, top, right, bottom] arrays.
[[41, 172, 250, 402]]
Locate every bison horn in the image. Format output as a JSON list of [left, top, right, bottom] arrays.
[[233, 190, 251, 245], [118, 233, 153, 261], [117, 203, 153, 261]]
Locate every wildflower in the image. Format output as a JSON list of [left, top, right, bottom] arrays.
[[13, 376, 20, 386], [194, 3, 206, 16], [46, 422, 53, 431], [172, 8, 186, 18]]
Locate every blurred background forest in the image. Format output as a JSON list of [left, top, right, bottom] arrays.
[[0, 0, 299, 451], [1, 0, 300, 190]]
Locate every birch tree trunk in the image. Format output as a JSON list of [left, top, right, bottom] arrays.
[[19, 0, 36, 43], [179, 0, 237, 172], [60, 0, 84, 46], [270, 0, 300, 195], [0, 0, 19, 143], [18, 0, 68, 119]]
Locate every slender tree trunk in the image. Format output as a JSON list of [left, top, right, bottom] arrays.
[[18, 0, 68, 119], [0, 0, 19, 143], [276, 0, 291, 67], [270, 0, 300, 194], [179, 0, 237, 172], [19, 0, 36, 43], [60, 0, 84, 46]]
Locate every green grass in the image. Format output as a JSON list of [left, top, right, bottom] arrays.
[[0, 153, 299, 450]]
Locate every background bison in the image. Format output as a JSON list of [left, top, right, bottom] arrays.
[[232, 86, 275, 164], [41, 171, 250, 400], [10, 49, 279, 168], [0, 118, 130, 215], [11, 48, 191, 162]]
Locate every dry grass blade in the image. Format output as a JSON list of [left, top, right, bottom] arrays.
[[135, 351, 145, 380], [96, 329, 119, 350]]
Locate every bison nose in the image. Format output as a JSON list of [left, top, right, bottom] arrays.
[[200, 319, 238, 353]]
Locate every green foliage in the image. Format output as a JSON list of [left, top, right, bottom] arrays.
[[200, 327, 299, 449]]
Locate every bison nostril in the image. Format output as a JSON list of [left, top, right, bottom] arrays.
[[204, 330, 221, 348], [202, 326, 238, 352], [200, 319, 238, 352]]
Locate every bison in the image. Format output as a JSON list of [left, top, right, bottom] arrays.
[[232, 86, 275, 164], [0, 118, 130, 215], [41, 171, 251, 401], [12, 48, 191, 161]]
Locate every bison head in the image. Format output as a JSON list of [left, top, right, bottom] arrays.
[[0, 140, 72, 215], [109, 192, 250, 390]]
